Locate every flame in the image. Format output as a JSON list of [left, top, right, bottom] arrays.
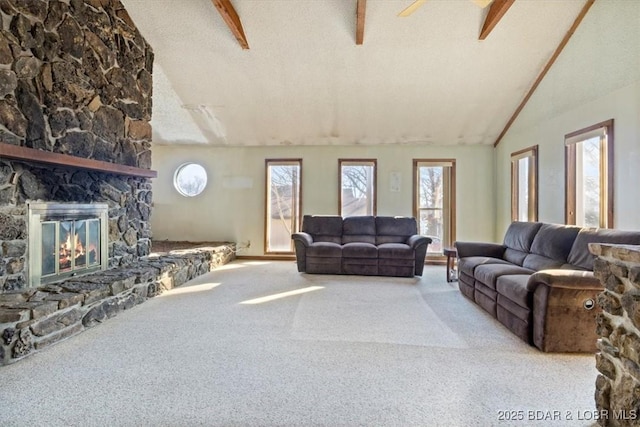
[[59, 231, 86, 267]]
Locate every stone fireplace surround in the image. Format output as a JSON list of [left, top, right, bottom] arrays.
[[0, 0, 156, 293], [0, 1, 237, 365], [591, 244, 640, 426]]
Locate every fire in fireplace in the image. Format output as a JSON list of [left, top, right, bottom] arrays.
[[28, 203, 108, 287], [42, 218, 101, 276]]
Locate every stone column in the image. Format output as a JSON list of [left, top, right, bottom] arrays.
[[590, 243, 640, 426]]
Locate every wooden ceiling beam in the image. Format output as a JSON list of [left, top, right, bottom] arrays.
[[479, 0, 515, 40], [493, 0, 596, 147], [211, 0, 249, 49], [356, 0, 366, 45]]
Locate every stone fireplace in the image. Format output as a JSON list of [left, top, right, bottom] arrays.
[[0, 0, 238, 367], [27, 202, 109, 287], [0, 0, 154, 293]]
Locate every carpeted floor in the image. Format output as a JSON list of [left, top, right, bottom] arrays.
[[0, 261, 598, 426]]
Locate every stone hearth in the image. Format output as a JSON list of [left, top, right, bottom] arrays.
[[591, 243, 640, 426], [0, 243, 235, 365]]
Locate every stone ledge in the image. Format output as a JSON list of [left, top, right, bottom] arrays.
[[0, 243, 235, 365]]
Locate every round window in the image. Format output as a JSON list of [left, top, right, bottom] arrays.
[[174, 163, 207, 197]]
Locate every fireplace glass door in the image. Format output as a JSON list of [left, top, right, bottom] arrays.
[[41, 218, 102, 281], [28, 202, 109, 287]]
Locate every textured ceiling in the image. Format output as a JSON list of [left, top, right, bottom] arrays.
[[120, 0, 589, 146]]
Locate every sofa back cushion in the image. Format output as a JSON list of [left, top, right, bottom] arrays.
[[503, 249, 528, 266], [502, 221, 543, 265], [567, 228, 640, 270], [342, 216, 376, 244], [375, 216, 417, 244], [522, 254, 565, 271], [523, 223, 580, 270], [301, 215, 343, 244]]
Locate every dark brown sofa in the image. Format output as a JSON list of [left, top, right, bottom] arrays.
[[456, 222, 640, 352], [292, 215, 431, 277]]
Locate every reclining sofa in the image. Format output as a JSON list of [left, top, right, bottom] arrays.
[[456, 221, 640, 352], [291, 215, 431, 277]]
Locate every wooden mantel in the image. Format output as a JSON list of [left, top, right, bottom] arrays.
[[0, 143, 158, 178]]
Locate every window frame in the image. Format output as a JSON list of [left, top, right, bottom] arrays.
[[510, 145, 538, 222], [412, 159, 456, 260], [338, 159, 377, 217], [564, 119, 614, 228], [173, 162, 208, 197], [264, 159, 303, 255]]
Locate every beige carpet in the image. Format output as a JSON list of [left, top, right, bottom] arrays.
[[0, 261, 598, 427], [291, 276, 468, 349]]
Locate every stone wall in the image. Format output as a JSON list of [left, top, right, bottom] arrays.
[[0, 0, 154, 293], [591, 244, 640, 426], [0, 243, 236, 365]]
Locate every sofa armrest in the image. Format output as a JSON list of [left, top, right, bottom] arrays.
[[406, 235, 432, 276], [407, 234, 431, 249], [526, 268, 603, 352], [526, 269, 603, 292], [291, 232, 313, 247], [455, 241, 505, 259], [291, 232, 313, 273]]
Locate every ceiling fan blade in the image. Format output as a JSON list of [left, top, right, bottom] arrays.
[[471, 0, 494, 8], [398, 0, 427, 17]]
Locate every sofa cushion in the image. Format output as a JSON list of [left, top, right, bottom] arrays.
[[458, 256, 511, 277], [342, 242, 377, 258], [567, 228, 640, 271], [529, 223, 581, 262], [342, 216, 376, 244], [503, 221, 543, 252], [377, 243, 414, 260], [307, 242, 342, 258], [302, 215, 343, 244], [474, 264, 535, 290], [496, 274, 532, 308], [375, 216, 417, 244], [503, 248, 528, 266], [522, 254, 565, 271]]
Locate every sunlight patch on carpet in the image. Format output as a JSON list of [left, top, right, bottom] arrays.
[[240, 286, 324, 305]]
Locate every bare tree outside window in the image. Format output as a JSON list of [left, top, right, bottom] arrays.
[[339, 160, 376, 216], [578, 137, 601, 227], [517, 158, 529, 221], [266, 160, 301, 253], [565, 120, 613, 228], [414, 160, 455, 256], [418, 166, 444, 253], [510, 145, 538, 222]]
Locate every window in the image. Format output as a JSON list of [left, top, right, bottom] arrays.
[[510, 145, 538, 222], [174, 163, 207, 197], [265, 159, 302, 253], [339, 159, 377, 217], [565, 120, 613, 228], [413, 159, 456, 257]]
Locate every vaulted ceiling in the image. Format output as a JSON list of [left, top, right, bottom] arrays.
[[121, 0, 592, 147]]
